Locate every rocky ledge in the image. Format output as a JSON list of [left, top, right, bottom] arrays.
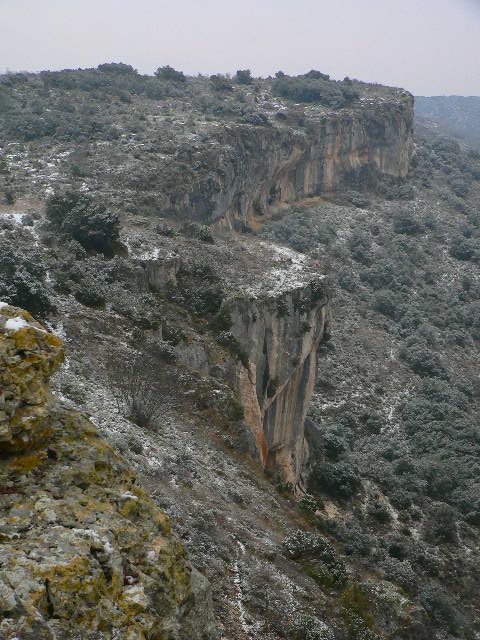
[[0, 303, 217, 640]]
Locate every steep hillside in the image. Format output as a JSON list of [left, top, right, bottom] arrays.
[[261, 127, 480, 637], [1, 65, 479, 639]]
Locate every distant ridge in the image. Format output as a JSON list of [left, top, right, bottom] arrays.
[[415, 95, 480, 150]]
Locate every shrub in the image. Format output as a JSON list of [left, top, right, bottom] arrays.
[[46, 191, 120, 254], [423, 502, 457, 544], [399, 341, 448, 379], [297, 493, 318, 514], [149, 339, 177, 363], [266, 377, 279, 398], [0, 235, 53, 317], [209, 306, 233, 332], [154, 65, 186, 82], [108, 352, 173, 428], [288, 613, 334, 640], [309, 462, 361, 500], [322, 431, 347, 460], [374, 290, 403, 320], [97, 62, 137, 75], [154, 222, 175, 237], [180, 222, 214, 243], [216, 330, 249, 367], [392, 210, 424, 235], [272, 74, 351, 107], [198, 225, 214, 243], [210, 74, 233, 92], [383, 558, 416, 593], [219, 395, 244, 421], [4, 189, 15, 205], [450, 235, 480, 262], [348, 231, 372, 266], [283, 530, 347, 587], [234, 69, 253, 85], [282, 530, 335, 560], [367, 499, 391, 524], [73, 283, 105, 308], [418, 584, 470, 635], [162, 323, 185, 345]]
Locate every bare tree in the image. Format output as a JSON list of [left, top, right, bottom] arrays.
[[107, 352, 174, 428]]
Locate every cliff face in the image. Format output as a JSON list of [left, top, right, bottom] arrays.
[[229, 282, 329, 487], [164, 94, 413, 228], [135, 236, 329, 488], [0, 304, 217, 640]]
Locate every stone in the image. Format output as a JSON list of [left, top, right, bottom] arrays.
[[0, 304, 218, 640]]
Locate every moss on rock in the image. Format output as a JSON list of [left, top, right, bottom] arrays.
[[0, 303, 216, 639]]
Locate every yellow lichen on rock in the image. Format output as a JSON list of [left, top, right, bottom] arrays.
[[0, 303, 216, 640], [0, 303, 63, 452]]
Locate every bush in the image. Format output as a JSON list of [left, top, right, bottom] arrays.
[[216, 330, 249, 367], [450, 235, 480, 262], [348, 231, 372, 266], [149, 340, 177, 363], [73, 283, 105, 308], [108, 352, 173, 428], [399, 340, 448, 379], [309, 462, 361, 500], [423, 502, 457, 544], [297, 493, 318, 514], [4, 189, 15, 205], [198, 225, 214, 243], [418, 584, 470, 635], [46, 191, 120, 254], [374, 290, 403, 320], [154, 222, 175, 237], [367, 499, 391, 524], [97, 62, 137, 75], [283, 530, 347, 587], [288, 614, 334, 640], [383, 558, 416, 593], [392, 210, 424, 235], [234, 69, 253, 85], [180, 221, 214, 243], [154, 65, 186, 82], [272, 73, 356, 107], [210, 74, 233, 92], [282, 530, 334, 560], [0, 234, 53, 317]]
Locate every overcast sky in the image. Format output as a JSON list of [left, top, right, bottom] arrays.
[[1, 0, 479, 95]]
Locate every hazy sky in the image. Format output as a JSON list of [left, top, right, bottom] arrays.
[[1, 0, 479, 95]]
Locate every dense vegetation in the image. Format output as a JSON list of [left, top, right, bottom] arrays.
[[272, 71, 359, 107]]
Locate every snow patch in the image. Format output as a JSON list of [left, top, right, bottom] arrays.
[[5, 317, 28, 331]]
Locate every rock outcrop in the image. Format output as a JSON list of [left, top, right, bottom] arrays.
[[0, 303, 217, 640], [162, 92, 413, 228], [136, 237, 329, 487], [230, 281, 329, 488]]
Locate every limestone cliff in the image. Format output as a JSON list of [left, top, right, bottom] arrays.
[[162, 92, 413, 228], [229, 281, 329, 488], [134, 235, 329, 487], [0, 303, 217, 640]]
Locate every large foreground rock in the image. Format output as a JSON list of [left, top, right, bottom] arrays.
[[0, 303, 217, 640]]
